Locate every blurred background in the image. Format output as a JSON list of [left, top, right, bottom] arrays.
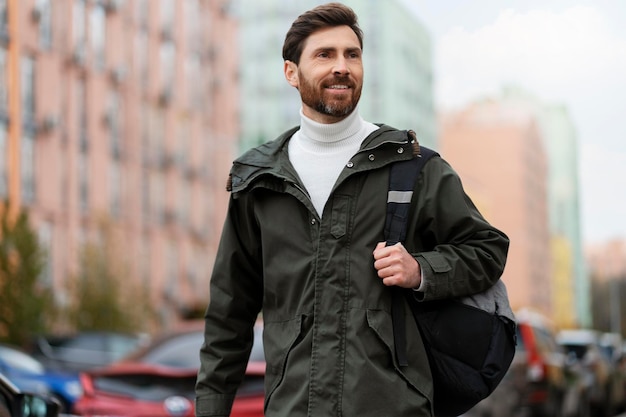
[[0, 0, 624, 382], [1, 1, 626, 416]]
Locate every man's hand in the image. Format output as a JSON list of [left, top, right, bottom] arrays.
[[373, 242, 421, 288]]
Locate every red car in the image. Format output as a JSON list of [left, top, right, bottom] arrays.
[[73, 322, 265, 417], [467, 308, 591, 417]]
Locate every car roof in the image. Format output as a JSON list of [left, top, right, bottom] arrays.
[[557, 329, 600, 345], [109, 320, 264, 371]]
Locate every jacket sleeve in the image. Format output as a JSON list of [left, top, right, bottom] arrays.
[[195, 193, 264, 417], [409, 156, 510, 301]]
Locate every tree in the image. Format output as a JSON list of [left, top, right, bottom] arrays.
[[0, 202, 54, 346], [65, 218, 155, 333]]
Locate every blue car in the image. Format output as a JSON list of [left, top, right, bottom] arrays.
[[0, 372, 61, 417], [0, 344, 82, 413]]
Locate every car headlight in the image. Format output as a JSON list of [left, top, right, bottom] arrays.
[[64, 381, 84, 399]]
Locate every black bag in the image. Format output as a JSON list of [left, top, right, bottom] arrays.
[[385, 134, 516, 417]]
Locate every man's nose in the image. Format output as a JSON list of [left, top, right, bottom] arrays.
[[333, 57, 350, 75]]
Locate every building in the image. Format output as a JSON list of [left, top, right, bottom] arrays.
[[439, 99, 553, 316], [439, 87, 589, 327], [0, 0, 238, 329], [586, 239, 626, 333], [499, 88, 589, 327], [586, 239, 626, 282], [236, 0, 436, 152]]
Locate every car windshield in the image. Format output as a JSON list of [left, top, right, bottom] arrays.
[[0, 346, 45, 374], [560, 344, 588, 360], [515, 326, 525, 351], [139, 327, 264, 368], [140, 332, 204, 368]]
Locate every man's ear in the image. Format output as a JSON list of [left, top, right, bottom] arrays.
[[284, 60, 299, 88]]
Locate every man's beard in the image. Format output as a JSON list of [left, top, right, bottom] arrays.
[[298, 72, 362, 118]]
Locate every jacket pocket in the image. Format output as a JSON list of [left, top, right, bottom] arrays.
[[366, 308, 434, 408], [366, 309, 405, 370], [263, 315, 305, 404]]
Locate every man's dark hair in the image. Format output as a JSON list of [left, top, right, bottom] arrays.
[[282, 3, 363, 64]]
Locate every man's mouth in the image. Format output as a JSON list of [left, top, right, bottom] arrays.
[[326, 84, 351, 90]]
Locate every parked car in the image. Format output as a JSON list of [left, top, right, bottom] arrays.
[[557, 329, 618, 417], [0, 372, 61, 417], [0, 344, 82, 413], [466, 308, 590, 417], [72, 322, 264, 417], [600, 332, 626, 412], [28, 332, 149, 373]]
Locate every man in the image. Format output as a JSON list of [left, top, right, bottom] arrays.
[[196, 3, 509, 416]]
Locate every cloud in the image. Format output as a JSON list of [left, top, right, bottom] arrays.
[[434, 5, 626, 242], [436, 6, 626, 108], [580, 143, 626, 242]]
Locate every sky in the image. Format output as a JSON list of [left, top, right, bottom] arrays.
[[399, 0, 626, 244]]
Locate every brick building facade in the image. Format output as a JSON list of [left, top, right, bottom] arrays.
[[0, 0, 238, 330]]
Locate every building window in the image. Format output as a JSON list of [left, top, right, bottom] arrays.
[[134, 30, 148, 90], [159, 40, 175, 100], [38, 221, 54, 287], [36, 0, 53, 50], [60, 147, 68, 208], [177, 117, 189, 168], [72, 0, 86, 64], [20, 55, 36, 204], [109, 160, 121, 219], [165, 239, 179, 302], [21, 56, 36, 127], [78, 152, 89, 213], [149, 170, 165, 224], [134, 0, 149, 29], [179, 178, 190, 226], [0, 46, 7, 115], [141, 104, 151, 162], [90, 3, 106, 70], [107, 90, 122, 158], [154, 106, 165, 161], [160, 0, 174, 37], [0, 0, 7, 39], [185, 53, 201, 110], [21, 131, 35, 204], [0, 121, 7, 198], [140, 236, 151, 291], [77, 78, 88, 150], [141, 168, 149, 224], [184, 0, 201, 52]]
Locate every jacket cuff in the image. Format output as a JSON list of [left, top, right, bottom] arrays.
[[195, 394, 236, 417], [412, 251, 452, 300]]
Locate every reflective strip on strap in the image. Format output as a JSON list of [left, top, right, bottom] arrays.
[[387, 190, 413, 204]]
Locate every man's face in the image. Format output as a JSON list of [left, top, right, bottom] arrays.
[[284, 25, 363, 124]]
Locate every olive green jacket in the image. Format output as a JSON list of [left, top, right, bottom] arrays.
[[195, 125, 509, 417]]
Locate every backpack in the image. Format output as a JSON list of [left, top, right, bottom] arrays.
[[385, 135, 516, 417]]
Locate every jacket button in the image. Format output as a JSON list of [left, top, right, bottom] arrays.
[[397, 147, 404, 154], [346, 161, 354, 168], [311, 219, 316, 225], [368, 154, 375, 161]]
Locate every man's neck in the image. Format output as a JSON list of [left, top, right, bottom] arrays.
[[298, 107, 362, 147], [288, 107, 378, 216]]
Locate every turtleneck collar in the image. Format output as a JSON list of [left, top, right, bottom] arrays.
[[298, 107, 364, 144]]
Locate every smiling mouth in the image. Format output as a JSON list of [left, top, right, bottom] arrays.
[[326, 85, 350, 90]]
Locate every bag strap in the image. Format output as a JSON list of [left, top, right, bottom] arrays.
[[385, 137, 438, 367]]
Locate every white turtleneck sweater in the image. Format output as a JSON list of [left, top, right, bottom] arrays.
[[288, 108, 379, 217]]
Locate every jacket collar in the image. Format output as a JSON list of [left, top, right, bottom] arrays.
[[228, 124, 411, 193]]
